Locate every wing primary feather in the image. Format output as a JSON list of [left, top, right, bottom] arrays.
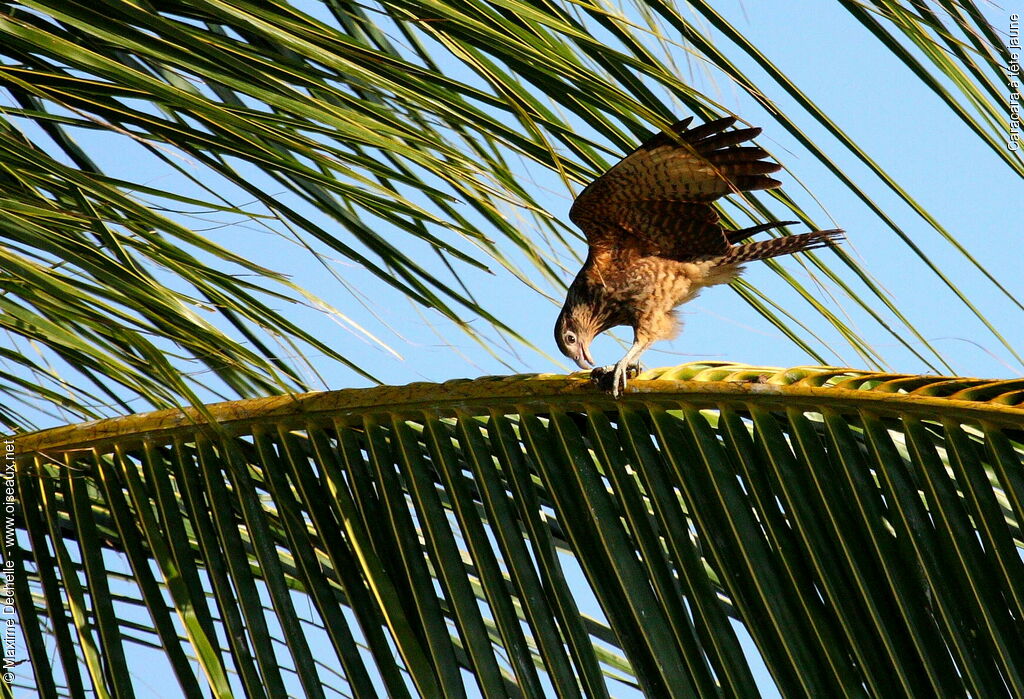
[[732, 175, 783, 191], [681, 116, 738, 142], [634, 117, 696, 153], [710, 146, 772, 162], [670, 116, 695, 133], [694, 127, 762, 150], [714, 161, 783, 176]]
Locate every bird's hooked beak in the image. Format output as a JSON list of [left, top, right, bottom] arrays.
[[574, 341, 595, 370]]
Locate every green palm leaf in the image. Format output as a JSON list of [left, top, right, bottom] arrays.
[[9, 363, 1024, 696]]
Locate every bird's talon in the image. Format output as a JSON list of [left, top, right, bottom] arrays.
[[612, 362, 632, 398]]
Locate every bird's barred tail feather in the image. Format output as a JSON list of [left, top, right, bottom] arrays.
[[725, 220, 800, 244], [722, 229, 844, 264]]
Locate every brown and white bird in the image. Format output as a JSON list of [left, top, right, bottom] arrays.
[[555, 116, 842, 396]]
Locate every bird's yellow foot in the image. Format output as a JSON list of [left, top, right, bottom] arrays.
[[591, 363, 642, 398]]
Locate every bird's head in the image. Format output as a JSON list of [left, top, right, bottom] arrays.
[[554, 304, 598, 370]]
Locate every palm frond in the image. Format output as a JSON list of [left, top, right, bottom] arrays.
[[9, 362, 1024, 695]]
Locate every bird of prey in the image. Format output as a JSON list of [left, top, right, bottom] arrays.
[[555, 116, 842, 396]]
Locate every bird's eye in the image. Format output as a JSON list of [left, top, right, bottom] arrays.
[[565, 332, 577, 345]]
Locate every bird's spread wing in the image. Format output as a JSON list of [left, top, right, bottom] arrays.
[[569, 116, 783, 260]]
